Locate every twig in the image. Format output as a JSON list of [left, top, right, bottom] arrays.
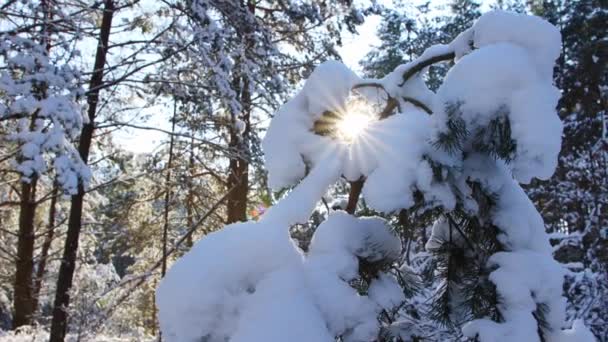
[[445, 213, 476, 252]]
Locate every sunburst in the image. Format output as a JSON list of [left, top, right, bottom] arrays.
[[313, 96, 378, 144]]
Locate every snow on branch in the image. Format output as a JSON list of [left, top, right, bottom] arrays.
[[0, 35, 90, 193], [157, 10, 594, 342]]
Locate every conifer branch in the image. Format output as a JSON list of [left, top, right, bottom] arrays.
[[398, 52, 455, 87]]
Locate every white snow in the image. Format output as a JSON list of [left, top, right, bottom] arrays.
[[362, 111, 455, 213], [158, 10, 594, 342], [368, 273, 405, 310], [433, 36, 562, 184], [261, 61, 351, 190], [157, 159, 403, 342], [0, 35, 89, 193], [234, 118, 246, 134], [472, 10, 562, 81], [263, 61, 454, 213]]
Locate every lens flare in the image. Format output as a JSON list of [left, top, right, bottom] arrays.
[[336, 101, 375, 143], [312, 94, 382, 143]]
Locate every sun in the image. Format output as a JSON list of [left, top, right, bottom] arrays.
[[336, 101, 375, 143], [312, 94, 380, 143]]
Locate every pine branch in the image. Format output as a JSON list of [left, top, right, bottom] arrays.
[[472, 109, 517, 162], [532, 300, 550, 342], [433, 101, 468, 154], [398, 52, 456, 87], [402, 96, 432, 114]]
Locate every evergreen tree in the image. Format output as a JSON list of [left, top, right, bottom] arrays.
[[158, 10, 595, 342], [362, 0, 480, 89], [525, 1, 608, 339], [0, 0, 89, 328], [364, 2, 606, 339]]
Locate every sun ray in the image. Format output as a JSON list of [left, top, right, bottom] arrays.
[[335, 99, 376, 143]]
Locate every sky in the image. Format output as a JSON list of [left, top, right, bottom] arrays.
[[115, 11, 386, 154], [116, 0, 466, 154]]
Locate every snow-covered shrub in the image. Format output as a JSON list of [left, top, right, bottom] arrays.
[[157, 10, 594, 342]]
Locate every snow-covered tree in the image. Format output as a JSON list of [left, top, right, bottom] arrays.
[[0, 1, 89, 328], [362, 0, 480, 90], [0, 36, 88, 193], [153, 0, 369, 226], [530, 1, 607, 339], [157, 10, 595, 342]]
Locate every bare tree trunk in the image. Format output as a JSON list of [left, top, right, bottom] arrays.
[[12, 177, 38, 328], [226, 130, 249, 223], [225, 80, 250, 224], [32, 183, 58, 312], [186, 137, 195, 248], [226, 1, 254, 224], [49, 1, 114, 340], [161, 100, 177, 277]]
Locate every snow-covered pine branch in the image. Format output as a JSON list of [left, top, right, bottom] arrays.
[[157, 10, 595, 342], [0, 35, 89, 194]]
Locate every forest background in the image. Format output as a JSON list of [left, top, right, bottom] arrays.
[[0, 0, 605, 340]]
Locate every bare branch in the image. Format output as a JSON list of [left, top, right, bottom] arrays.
[[398, 51, 455, 87]]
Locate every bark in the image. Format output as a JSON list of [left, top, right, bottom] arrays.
[[12, 0, 54, 327], [226, 3, 254, 224], [49, 1, 114, 340], [12, 177, 38, 328], [345, 179, 364, 215], [32, 184, 58, 312], [161, 100, 177, 277], [186, 137, 195, 248], [226, 123, 249, 224]]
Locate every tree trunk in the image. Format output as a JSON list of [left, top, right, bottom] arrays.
[[225, 85, 251, 224], [32, 184, 58, 313], [226, 2, 254, 224], [12, 0, 54, 327], [345, 180, 364, 214], [226, 130, 249, 223], [12, 178, 38, 328], [161, 100, 177, 277], [49, 1, 114, 340], [186, 137, 195, 248], [225, 76, 249, 224]]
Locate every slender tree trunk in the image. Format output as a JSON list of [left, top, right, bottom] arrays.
[[226, 127, 249, 223], [161, 100, 177, 277], [49, 2, 114, 340], [225, 76, 249, 224], [226, 84, 251, 224], [226, 1, 254, 224], [186, 137, 195, 248], [32, 184, 58, 312], [12, 0, 54, 328], [152, 278, 158, 336], [12, 177, 38, 328]]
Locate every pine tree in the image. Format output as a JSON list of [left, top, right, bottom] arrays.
[[158, 10, 594, 342], [363, 0, 480, 90], [525, 1, 608, 339], [152, 0, 369, 227], [0, 0, 88, 328]]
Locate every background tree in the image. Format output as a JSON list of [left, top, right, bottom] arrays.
[[0, 0, 604, 340], [0, 0, 89, 328]]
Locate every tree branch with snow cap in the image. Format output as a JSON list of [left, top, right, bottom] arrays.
[[157, 10, 596, 342]]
